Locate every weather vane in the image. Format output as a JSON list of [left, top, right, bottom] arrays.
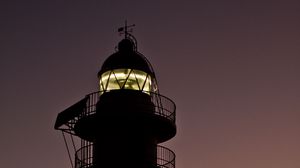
[[118, 20, 135, 39]]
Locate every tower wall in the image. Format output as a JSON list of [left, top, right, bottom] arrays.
[[94, 90, 157, 168]]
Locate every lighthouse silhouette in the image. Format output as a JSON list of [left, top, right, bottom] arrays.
[[55, 23, 176, 168]]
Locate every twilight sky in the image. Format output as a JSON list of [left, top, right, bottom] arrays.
[[0, 0, 300, 168]]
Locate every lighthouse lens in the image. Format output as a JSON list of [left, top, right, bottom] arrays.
[[99, 69, 152, 93]]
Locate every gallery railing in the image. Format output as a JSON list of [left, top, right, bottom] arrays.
[[82, 90, 176, 123], [75, 144, 175, 168]]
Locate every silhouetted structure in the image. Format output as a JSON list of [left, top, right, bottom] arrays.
[[55, 23, 176, 168]]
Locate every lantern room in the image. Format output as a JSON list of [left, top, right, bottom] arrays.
[[97, 38, 158, 94]]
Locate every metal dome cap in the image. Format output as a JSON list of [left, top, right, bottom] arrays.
[[98, 39, 154, 76]]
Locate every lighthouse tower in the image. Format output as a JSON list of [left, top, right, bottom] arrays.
[[54, 24, 176, 168]]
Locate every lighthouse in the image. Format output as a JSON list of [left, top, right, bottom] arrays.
[[54, 24, 176, 168]]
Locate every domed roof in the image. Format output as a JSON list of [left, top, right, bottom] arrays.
[[98, 39, 154, 76]]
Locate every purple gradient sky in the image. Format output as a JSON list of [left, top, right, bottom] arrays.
[[1, 0, 300, 168]]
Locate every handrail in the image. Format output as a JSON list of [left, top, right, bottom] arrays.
[[55, 90, 176, 134], [75, 143, 93, 168], [157, 145, 176, 168], [75, 144, 175, 168], [82, 90, 176, 124]]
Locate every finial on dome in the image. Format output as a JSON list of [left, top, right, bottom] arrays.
[[118, 20, 135, 39]]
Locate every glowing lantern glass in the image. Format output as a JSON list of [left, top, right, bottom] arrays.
[[99, 69, 152, 93]]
